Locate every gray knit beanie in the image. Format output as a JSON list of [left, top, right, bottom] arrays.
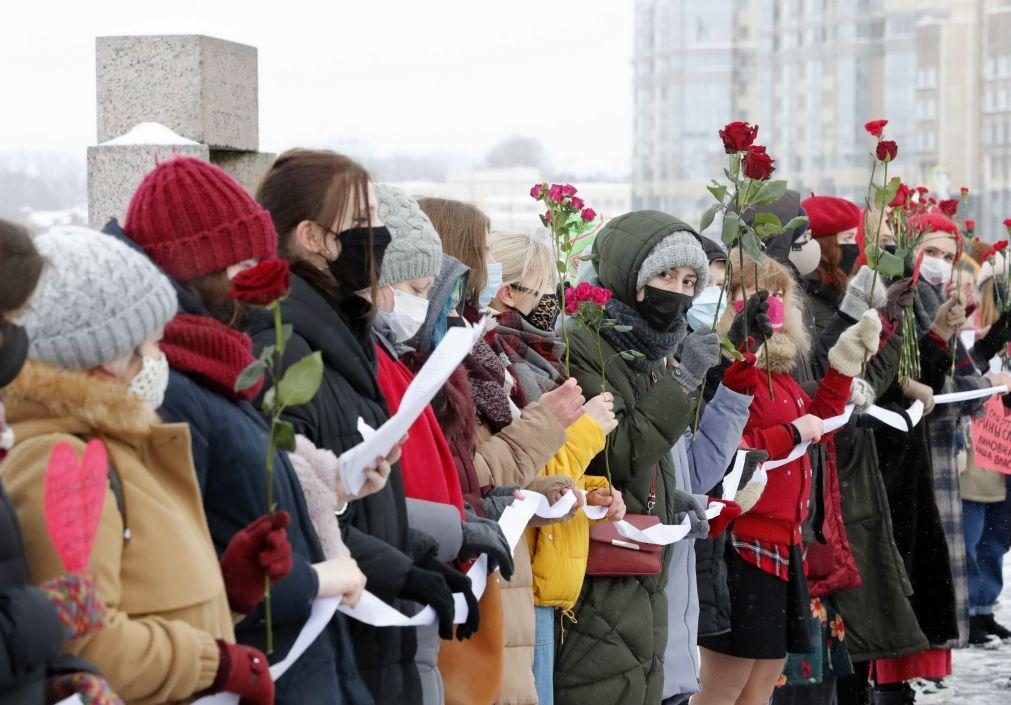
[[24, 226, 178, 370], [636, 231, 709, 294], [376, 184, 443, 287]]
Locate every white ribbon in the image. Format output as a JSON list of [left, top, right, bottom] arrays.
[[760, 405, 853, 473], [933, 385, 1008, 405], [865, 400, 925, 431]]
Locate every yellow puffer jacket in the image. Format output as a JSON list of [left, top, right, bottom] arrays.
[[526, 414, 609, 610]]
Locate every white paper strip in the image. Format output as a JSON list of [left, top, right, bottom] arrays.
[[933, 385, 1008, 405], [614, 513, 693, 545], [55, 697, 84, 705], [758, 405, 853, 473], [865, 400, 925, 432], [722, 450, 749, 502]]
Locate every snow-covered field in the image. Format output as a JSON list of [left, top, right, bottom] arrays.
[[945, 561, 1011, 703]]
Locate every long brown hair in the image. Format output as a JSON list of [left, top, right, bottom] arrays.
[[418, 198, 490, 307], [255, 149, 378, 305], [0, 219, 45, 315], [815, 235, 849, 292]]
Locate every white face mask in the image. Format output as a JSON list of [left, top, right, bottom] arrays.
[[479, 262, 504, 308], [128, 352, 170, 410], [919, 255, 953, 287], [686, 285, 728, 332], [377, 288, 430, 343], [789, 237, 822, 277]]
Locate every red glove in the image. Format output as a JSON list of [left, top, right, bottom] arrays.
[[722, 352, 759, 394], [208, 641, 274, 705], [707, 499, 742, 539], [220, 512, 293, 614]]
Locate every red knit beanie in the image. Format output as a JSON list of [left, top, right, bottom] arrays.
[[801, 196, 862, 238], [124, 157, 278, 281]]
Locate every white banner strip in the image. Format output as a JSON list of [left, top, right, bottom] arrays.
[[865, 400, 925, 431], [933, 385, 1007, 405]]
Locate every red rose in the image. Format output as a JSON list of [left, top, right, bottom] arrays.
[[581, 207, 597, 222], [591, 287, 612, 306], [228, 258, 291, 306], [996, 241, 1010, 252], [570, 196, 585, 211], [876, 140, 898, 162], [561, 184, 578, 198], [574, 282, 593, 301], [916, 186, 929, 195], [890, 183, 910, 207], [938, 199, 958, 216], [718, 121, 759, 153], [544, 210, 553, 223], [742, 145, 776, 180], [1003, 218, 1011, 230], [548, 184, 565, 202], [960, 187, 970, 198], [530, 183, 546, 200], [965, 219, 976, 231], [864, 119, 888, 137], [564, 288, 580, 314]]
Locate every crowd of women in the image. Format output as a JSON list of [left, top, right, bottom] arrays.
[[1, 145, 1009, 705]]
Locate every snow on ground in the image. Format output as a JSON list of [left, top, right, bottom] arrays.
[[944, 560, 1011, 703]]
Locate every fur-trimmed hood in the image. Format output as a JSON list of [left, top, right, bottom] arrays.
[[3, 359, 158, 439]]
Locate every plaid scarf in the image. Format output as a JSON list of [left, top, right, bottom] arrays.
[[490, 308, 565, 403], [464, 336, 519, 433]]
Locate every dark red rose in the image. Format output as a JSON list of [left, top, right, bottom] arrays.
[[864, 119, 888, 137], [916, 186, 929, 195], [938, 199, 959, 217], [742, 145, 776, 180], [719, 121, 759, 153], [965, 219, 975, 232], [228, 258, 291, 306], [890, 183, 911, 208], [1004, 218, 1011, 230], [876, 140, 898, 162]]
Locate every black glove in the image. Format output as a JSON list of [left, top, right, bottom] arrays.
[[727, 291, 773, 347], [882, 277, 916, 323], [738, 449, 770, 490], [400, 564, 456, 640], [461, 514, 515, 581], [973, 308, 1011, 366], [419, 554, 480, 640]]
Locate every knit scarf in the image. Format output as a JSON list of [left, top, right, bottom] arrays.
[[162, 313, 263, 401], [491, 308, 565, 402], [597, 289, 687, 372], [464, 336, 521, 433], [913, 281, 976, 375]]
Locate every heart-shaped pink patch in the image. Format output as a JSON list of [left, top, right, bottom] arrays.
[[43, 440, 109, 573]]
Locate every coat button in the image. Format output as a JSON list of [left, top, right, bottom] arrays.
[[547, 534, 554, 541]]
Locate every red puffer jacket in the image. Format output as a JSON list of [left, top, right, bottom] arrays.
[[733, 366, 852, 546]]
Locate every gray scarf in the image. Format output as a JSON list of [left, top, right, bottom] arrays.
[[596, 283, 687, 372]]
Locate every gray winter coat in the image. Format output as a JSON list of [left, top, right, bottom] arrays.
[[662, 384, 752, 699]]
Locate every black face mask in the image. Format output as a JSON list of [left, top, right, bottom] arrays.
[[838, 244, 860, 275], [326, 226, 393, 293], [0, 321, 29, 389], [883, 245, 897, 256], [520, 293, 560, 331], [637, 286, 692, 333]]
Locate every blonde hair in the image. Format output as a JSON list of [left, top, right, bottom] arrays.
[[489, 231, 557, 295], [979, 279, 1001, 328]]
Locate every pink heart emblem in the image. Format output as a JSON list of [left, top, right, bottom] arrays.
[[43, 440, 109, 573]]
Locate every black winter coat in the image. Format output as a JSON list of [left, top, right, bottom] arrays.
[[246, 276, 420, 705], [0, 482, 64, 705], [160, 371, 373, 705]]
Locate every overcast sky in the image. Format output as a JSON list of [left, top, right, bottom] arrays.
[[2, 1, 634, 176]]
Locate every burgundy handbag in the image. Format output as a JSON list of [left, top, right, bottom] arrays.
[[585, 470, 663, 577]]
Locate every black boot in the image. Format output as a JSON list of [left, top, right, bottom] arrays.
[[982, 613, 1011, 640], [872, 684, 913, 705], [970, 615, 995, 646]]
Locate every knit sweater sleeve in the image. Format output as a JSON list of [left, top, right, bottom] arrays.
[[1, 438, 220, 703]]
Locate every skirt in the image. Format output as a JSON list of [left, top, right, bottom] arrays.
[[699, 544, 813, 660]]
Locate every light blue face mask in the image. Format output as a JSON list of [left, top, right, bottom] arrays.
[[686, 285, 727, 332], [478, 262, 504, 308]]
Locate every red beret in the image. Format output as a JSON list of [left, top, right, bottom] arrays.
[[800, 196, 862, 239], [909, 211, 959, 237]]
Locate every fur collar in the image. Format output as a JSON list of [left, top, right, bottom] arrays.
[[4, 360, 158, 437]]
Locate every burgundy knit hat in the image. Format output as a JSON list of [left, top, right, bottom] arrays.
[[124, 157, 278, 281], [910, 211, 959, 237], [800, 196, 862, 239]]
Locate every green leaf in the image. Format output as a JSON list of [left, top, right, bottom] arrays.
[[272, 419, 296, 453], [782, 216, 809, 233], [699, 203, 721, 234], [756, 223, 783, 239], [873, 184, 888, 209], [612, 324, 633, 333], [753, 180, 788, 206], [721, 213, 741, 247], [875, 250, 906, 278], [741, 231, 763, 263], [262, 386, 276, 414], [707, 182, 728, 203], [235, 359, 267, 393], [258, 344, 276, 363], [279, 324, 293, 350], [720, 337, 745, 361], [619, 349, 646, 361], [754, 212, 782, 228], [276, 351, 324, 407], [884, 176, 902, 203]]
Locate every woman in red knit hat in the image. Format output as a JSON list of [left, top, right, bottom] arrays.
[[113, 156, 378, 705]]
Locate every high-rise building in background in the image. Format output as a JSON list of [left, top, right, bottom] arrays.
[[634, 0, 1011, 241]]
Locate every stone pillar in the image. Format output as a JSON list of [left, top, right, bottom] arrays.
[[88, 34, 276, 228]]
